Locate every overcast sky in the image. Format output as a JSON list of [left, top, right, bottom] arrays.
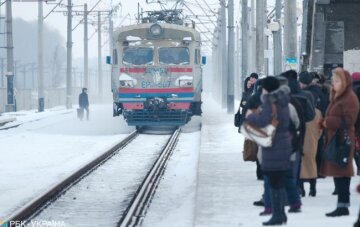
[[6, 0, 299, 59]]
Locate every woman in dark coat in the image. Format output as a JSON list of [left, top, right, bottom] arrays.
[[240, 77, 254, 117], [246, 77, 291, 225], [320, 68, 359, 217]]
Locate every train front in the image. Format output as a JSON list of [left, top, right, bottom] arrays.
[[111, 23, 202, 127]]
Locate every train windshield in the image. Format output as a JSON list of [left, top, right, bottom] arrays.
[[123, 47, 154, 65], [159, 47, 190, 65]]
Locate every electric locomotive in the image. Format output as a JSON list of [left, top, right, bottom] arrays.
[[110, 10, 203, 127]]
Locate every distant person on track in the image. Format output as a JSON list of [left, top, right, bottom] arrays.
[[79, 88, 89, 121]]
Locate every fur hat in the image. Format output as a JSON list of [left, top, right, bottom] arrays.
[[262, 76, 280, 93], [299, 71, 313, 85]]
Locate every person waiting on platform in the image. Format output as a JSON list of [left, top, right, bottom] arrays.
[[79, 88, 89, 120]]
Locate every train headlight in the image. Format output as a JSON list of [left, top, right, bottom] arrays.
[[178, 79, 193, 87], [119, 73, 137, 88], [150, 24, 162, 36], [119, 80, 135, 88]]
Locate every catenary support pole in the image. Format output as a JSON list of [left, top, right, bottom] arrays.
[[98, 11, 103, 96], [66, 0, 72, 109], [38, 0, 44, 111], [84, 3, 88, 88], [256, 0, 266, 76], [273, 0, 283, 75], [284, 0, 297, 69], [227, 0, 235, 113], [241, 0, 248, 92], [221, 2, 227, 109], [5, 0, 15, 112]]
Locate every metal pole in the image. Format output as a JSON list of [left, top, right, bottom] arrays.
[[0, 58, 4, 88], [273, 0, 282, 75], [109, 16, 114, 90], [22, 65, 26, 89], [250, 0, 256, 73], [84, 3, 88, 88], [5, 0, 15, 112], [241, 0, 248, 91], [138, 2, 140, 24], [284, 0, 297, 69], [235, 23, 240, 99], [66, 0, 72, 109], [227, 0, 235, 113], [38, 0, 44, 111], [98, 12, 103, 96], [256, 0, 266, 76], [221, 3, 227, 109]]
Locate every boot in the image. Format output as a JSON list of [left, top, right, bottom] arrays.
[[326, 207, 349, 217], [299, 180, 305, 197], [253, 198, 265, 206], [260, 207, 272, 216], [309, 179, 317, 197], [263, 189, 287, 226], [288, 202, 301, 213]]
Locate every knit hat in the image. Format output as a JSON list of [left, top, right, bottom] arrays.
[[352, 72, 360, 81], [262, 76, 280, 93], [299, 71, 313, 85]]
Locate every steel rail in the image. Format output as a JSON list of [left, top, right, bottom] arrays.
[[118, 128, 181, 227], [2, 131, 139, 227]]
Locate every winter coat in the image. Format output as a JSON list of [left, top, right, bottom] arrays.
[[79, 92, 89, 108], [300, 108, 323, 179], [246, 85, 291, 171], [304, 84, 329, 116], [287, 77, 315, 122], [320, 68, 360, 177], [240, 77, 254, 115]]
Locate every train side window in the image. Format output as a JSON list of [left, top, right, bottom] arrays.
[[113, 49, 118, 65]]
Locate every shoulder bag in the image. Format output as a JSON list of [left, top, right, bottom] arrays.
[[240, 103, 278, 147], [323, 117, 351, 167]]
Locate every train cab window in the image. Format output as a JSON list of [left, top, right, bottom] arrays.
[[159, 47, 189, 65], [123, 47, 153, 65]]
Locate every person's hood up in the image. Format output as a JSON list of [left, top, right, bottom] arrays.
[[330, 67, 352, 101]]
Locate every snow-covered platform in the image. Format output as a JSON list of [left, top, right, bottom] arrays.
[[194, 95, 360, 227]]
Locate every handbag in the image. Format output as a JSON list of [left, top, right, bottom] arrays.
[[240, 103, 278, 147], [243, 139, 258, 161], [323, 117, 351, 167], [234, 109, 242, 127]]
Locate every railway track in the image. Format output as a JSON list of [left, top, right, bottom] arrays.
[[2, 129, 181, 227], [118, 128, 181, 227], [2, 131, 139, 227]]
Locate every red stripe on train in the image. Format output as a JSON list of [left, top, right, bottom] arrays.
[[168, 68, 193, 73], [123, 103, 144, 110], [120, 68, 145, 73], [119, 87, 193, 93], [167, 102, 191, 110]]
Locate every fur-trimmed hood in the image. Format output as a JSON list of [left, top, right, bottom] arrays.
[[330, 67, 352, 101], [261, 85, 291, 107]]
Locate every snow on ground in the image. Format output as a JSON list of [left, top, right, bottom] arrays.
[[32, 134, 171, 227], [142, 117, 201, 227], [0, 104, 134, 219]]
